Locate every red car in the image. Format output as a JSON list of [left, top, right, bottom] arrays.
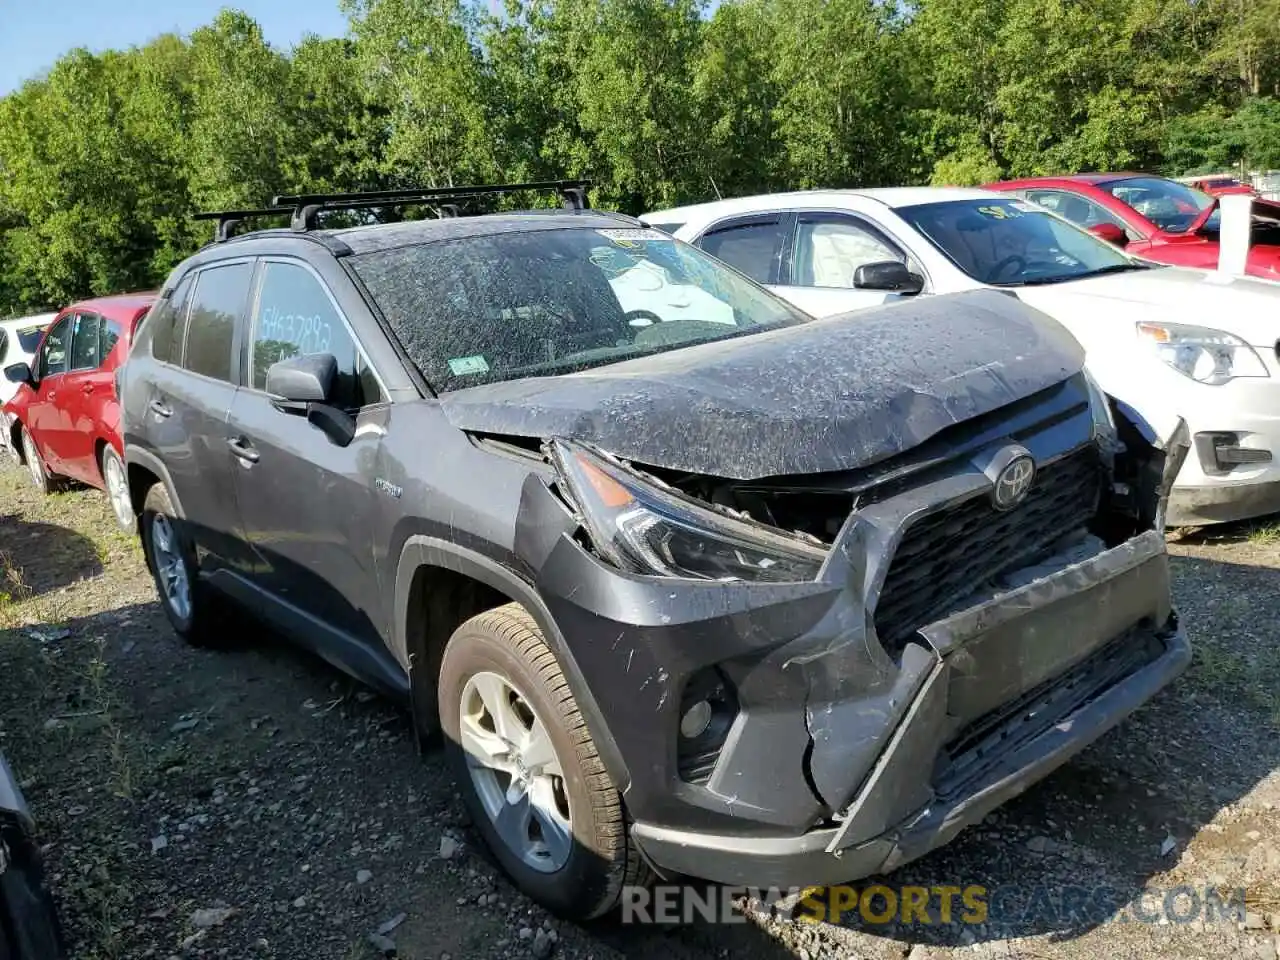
[[2, 293, 155, 529], [989, 173, 1280, 280], [1178, 174, 1256, 197]]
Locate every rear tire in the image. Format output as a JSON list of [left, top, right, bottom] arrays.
[[19, 426, 55, 495], [139, 483, 230, 646], [438, 603, 652, 920]]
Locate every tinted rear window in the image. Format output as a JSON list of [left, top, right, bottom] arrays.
[[183, 263, 253, 382]]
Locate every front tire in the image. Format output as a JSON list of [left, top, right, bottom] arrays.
[[20, 426, 55, 495], [438, 603, 651, 919], [139, 483, 228, 646]]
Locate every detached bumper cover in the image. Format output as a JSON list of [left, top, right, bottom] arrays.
[[631, 533, 1188, 886], [0, 755, 65, 960]]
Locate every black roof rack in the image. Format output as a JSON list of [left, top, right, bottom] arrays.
[[193, 207, 291, 242], [194, 180, 592, 243], [271, 179, 592, 232]]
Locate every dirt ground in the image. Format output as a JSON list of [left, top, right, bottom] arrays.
[[2, 461, 1280, 960]]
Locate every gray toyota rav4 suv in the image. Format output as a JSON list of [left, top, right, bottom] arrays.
[[119, 181, 1192, 919]]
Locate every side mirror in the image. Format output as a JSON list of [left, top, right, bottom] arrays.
[[853, 260, 925, 295], [1088, 222, 1128, 247], [266, 353, 336, 404], [3, 362, 33, 386], [266, 353, 355, 447]]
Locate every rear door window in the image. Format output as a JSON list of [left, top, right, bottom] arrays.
[[69, 313, 104, 371], [182, 263, 254, 383]]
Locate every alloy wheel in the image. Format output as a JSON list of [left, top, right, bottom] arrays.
[[22, 429, 43, 489], [459, 671, 573, 873], [104, 453, 133, 529], [150, 513, 191, 621]]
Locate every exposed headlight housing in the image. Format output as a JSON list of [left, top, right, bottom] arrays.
[[1081, 368, 1116, 439], [1136, 321, 1269, 385], [552, 441, 827, 582]]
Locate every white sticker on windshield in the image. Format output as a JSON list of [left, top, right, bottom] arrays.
[[448, 355, 490, 376], [595, 228, 663, 249]]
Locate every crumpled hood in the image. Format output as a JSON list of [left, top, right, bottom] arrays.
[[1016, 265, 1280, 346], [439, 289, 1084, 480]]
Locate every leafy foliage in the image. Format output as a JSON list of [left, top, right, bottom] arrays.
[[2, 0, 1280, 315]]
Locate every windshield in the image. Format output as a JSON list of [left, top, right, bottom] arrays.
[[896, 198, 1142, 286], [350, 226, 809, 391], [1101, 177, 1214, 234]]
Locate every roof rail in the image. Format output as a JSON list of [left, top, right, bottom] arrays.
[[270, 179, 592, 232], [193, 207, 292, 243]]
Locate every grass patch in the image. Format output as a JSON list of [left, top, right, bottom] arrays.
[[1191, 642, 1280, 727], [1246, 521, 1280, 545]]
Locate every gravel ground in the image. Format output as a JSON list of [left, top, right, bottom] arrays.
[[2, 461, 1279, 960]]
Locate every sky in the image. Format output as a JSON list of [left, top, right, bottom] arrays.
[[0, 0, 351, 94]]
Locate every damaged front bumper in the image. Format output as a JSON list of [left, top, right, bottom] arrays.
[[519, 419, 1192, 889], [627, 532, 1188, 886]]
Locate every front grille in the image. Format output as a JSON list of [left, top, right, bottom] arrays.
[[931, 621, 1166, 801], [873, 446, 1103, 657]]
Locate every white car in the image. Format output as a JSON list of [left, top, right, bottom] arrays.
[[641, 188, 1280, 526], [0, 313, 55, 462]]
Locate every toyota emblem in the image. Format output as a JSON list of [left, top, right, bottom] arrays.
[[992, 455, 1036, 510]]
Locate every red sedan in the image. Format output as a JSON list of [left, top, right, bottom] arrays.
[[989, 173, 1280, 280], [2, 293, 156, 529]]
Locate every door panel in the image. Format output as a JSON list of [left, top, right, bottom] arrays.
[[153, 261, 256, 573], [58, 312, 105, 484], [227, 258, 387, 650], [24, 315, 73, 470]]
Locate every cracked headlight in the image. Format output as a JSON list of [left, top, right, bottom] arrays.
[[1136, 321, 1269, 385], [552, 441, 827, 582]]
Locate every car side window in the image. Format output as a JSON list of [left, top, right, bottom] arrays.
[[183, 263, 254, 383], [149, 276, 194, 365], [792, 215, 905, 288], [1023, 189, 1140, 242], [69, 313, 104, 371], [100, 318, 123, 359], [698, 219, 786, 284], [38, 316, 72, 378], [250, 261, 384, 408]]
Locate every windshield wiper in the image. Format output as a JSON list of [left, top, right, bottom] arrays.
[[1010, 262, 1152, 286]]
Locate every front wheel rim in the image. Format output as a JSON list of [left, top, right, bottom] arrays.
[[22, 431, 42, 487], [150, 514, 191, 621], [460, 671, 573, 873], [104, 455, 131, 527]]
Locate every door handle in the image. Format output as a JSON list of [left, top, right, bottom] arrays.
[[82, 383, 95, 394], [149, 399, 172, 419], [226, 437, 260, 463]]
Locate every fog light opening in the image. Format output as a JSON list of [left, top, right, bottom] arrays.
[[680, 700, 713, 739]]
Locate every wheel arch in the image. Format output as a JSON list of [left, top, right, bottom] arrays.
[[395, 535, 630, 793], [122, 446, 185, 519]]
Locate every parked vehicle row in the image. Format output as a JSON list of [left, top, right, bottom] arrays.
[[644, 182, 1280, 525], [0, 314, 55, 465], [0, 171, 1267, 924], [2, 296, 153, 529]]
